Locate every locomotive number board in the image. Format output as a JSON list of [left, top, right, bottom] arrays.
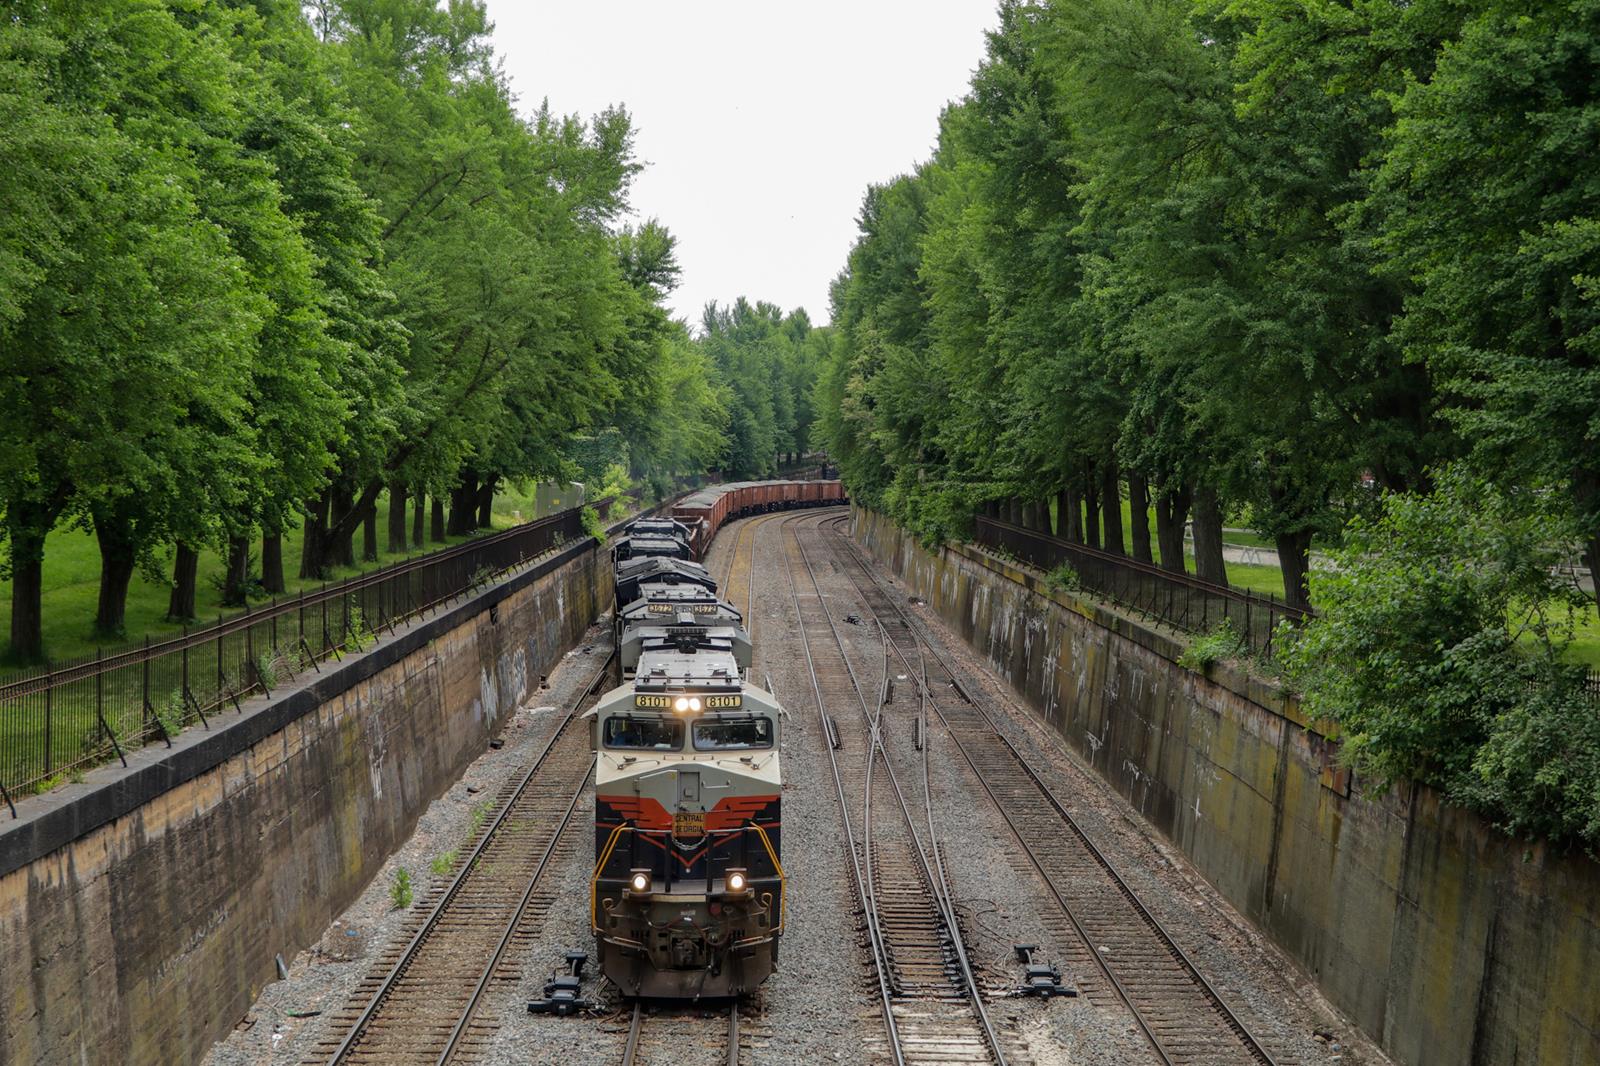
[[646, 603, 719, 614], [704, 695, 742, 709], [634, 694, 672, 708]]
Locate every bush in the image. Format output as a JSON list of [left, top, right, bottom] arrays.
[[1178, 619, 1244, 672], [390, 867, 413, 910], [580, 504, 606, 543], [1045, 563, 1080, 595], [1281, 467, 1599, 845]]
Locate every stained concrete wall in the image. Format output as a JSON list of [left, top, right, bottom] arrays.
[[0, 539, 611, 1066], [855, 508, 1600, 1066]]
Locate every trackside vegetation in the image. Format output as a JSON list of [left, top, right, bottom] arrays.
[[815, 0, 1600, 845], [0, 1, 820, 665]]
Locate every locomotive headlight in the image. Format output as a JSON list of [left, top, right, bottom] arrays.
[[725, 869, 748, 894], [628, 869, 652, 895], [688, 697, 702, 712], [674, 697, 689, 713]]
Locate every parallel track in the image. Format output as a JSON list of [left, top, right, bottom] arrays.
[[620, 1000, 742, 1066], [781, 511, 1013, 1066], [818, 514, 1286, 1066], [314, 654, 614, 1066]]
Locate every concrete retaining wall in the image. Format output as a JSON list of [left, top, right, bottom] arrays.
[[0, 539, 611, 1066], [854, 508, 1600, 1066]]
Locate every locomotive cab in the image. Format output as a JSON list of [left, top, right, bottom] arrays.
[[591, 651, 783, 999]]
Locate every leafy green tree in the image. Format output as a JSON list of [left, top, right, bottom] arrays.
[[1368, 0, 1600, 609], [0, 1, 263, 657], [1283, 468, 1599, 844]]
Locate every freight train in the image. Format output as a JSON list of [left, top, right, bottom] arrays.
[[589, 481, 842, 1000]]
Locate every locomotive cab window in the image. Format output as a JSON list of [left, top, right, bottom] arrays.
[[604, 715, 684, 750], [692, 716, 775, 751]]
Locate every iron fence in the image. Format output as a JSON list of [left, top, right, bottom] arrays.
[[972, 515, 1309, 660], [0, 505, 609, 810]]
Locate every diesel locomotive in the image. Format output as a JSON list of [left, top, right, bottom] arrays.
[[591, 515, 783, 999]]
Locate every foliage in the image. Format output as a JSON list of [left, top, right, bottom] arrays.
[[580, 506, 606, 544], [389, 867, 413, 910], [0, 0, 751, 665], [1044, 564, 1080, 596], [430, 851, 458, 877], [1178, 620, 1245, 672], [1282, 469, 1599, 844]]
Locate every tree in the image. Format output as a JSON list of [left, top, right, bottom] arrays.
[[1369, 0, 1600, 610], [1283, 468, 1599, 844]]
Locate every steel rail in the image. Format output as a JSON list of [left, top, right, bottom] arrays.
[[326, 651, 616, 1066], [776, 510, 906, 1066], [618, 1001, 740, 1066], [822, 516, 1281, 1066], [789, 513, 1008, 1066]]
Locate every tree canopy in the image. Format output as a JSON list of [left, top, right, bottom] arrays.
[[0, 0, 818, 661]]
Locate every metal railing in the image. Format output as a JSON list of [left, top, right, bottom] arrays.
[[0, 504, 626, 809], [972, 515, 1309, 660]]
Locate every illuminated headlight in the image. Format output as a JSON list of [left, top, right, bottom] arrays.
[[628, 869, 652, 894], [689, 697, 702, 712], [673, 696, 702, 713], [725, 869, 748, 894]]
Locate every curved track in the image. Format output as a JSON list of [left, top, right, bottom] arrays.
[[781, 509, 1015, 1066], [817, 513, 1285, 1066], [313, 654, 614, 1066]]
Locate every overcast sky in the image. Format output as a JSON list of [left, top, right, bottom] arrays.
[[482, 2, 1001, 327]]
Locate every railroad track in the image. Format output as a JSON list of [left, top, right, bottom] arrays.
[[817, 514, 1288, 1066], [781, 511, 1017, 1066], [311, 653, 614, 1066], [620, 1000, 743, 1066]]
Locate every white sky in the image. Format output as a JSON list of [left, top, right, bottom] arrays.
[[483, 2, 1001, 327]]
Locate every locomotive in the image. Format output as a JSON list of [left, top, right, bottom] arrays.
[[591, 517, 782, 999]]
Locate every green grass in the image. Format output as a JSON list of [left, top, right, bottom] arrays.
[[0, 488, 553, 669]]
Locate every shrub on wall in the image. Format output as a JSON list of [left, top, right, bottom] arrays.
[[1282, 467, 1600, 846]]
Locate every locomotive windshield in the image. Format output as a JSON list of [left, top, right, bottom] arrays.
[[603, 715, 683, 750], [692, 716, 775, 751]]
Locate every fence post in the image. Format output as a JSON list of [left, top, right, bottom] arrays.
[[244, 601, 253, 691], [44, 668, 52, 778], [96, 647, 104, 749], [181, 626, 188, 698], [217, 612, 224, 706]]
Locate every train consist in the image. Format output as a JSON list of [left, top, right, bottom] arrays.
[[590, 483, 840, 1000]]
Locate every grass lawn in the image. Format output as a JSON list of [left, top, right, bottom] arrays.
[[0, 488, 555, 671]]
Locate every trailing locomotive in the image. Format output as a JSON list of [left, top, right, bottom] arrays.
[[591, 516, 781, 999]]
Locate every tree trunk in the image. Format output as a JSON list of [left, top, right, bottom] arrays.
[[93, 514, 138, 639], [1191, 486, 1228, 586], [1128, 472, 1153, 564], [387, 480, 408, 553], [430, 497, 446, 542], [1083, 479, 1101, 551], [261, 532, 285, 594], [299, 491, 329, 579], [1101, 461, 1124, 556], [1060, 488, 1082, 542], [475, 474, 496, 529], [1277, 529, 1314, 611], [325, 490, 356, 569], [1022, 501, 1038, 531], [361, 489, 378, 562], [168, 543, 200, 621], [223, 536, 250, 606], [448, 469, 478, 536], [1154, 484, 1192, 573], [411, 488, 425, 548], [7, 524, 47, 662]]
